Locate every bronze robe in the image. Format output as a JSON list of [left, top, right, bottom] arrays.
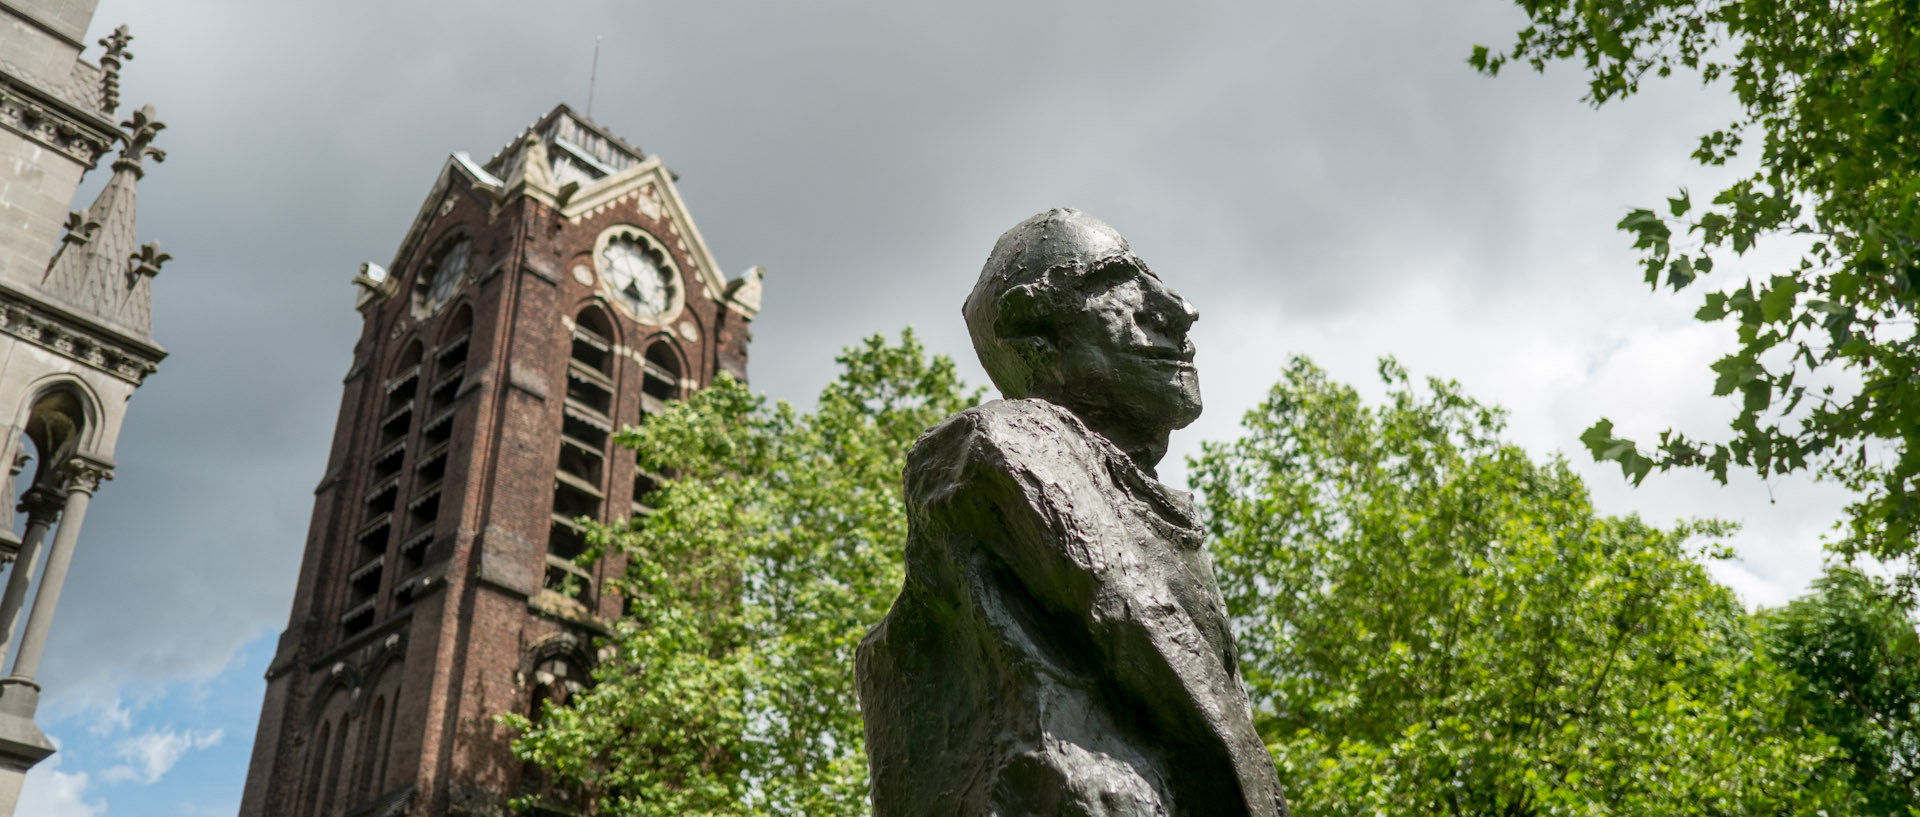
[[858, 399, 1287, 817]]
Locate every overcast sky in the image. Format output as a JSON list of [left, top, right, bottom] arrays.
[[20, 1, 1855, 814]]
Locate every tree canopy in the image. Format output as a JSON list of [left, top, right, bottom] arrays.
[[1473, 0, 1920, 567], [500, 330, 979, 817], [1190, 357, 1849, 815], [1759, 565, 1920, 815], [508, 335, 1899, 814]]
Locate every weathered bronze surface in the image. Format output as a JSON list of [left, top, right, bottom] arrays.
[[857, 209, 1289, 816]]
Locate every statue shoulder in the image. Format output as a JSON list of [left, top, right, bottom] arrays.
[[910, 398, 1090, 461], [905, 399, 1100, 501]]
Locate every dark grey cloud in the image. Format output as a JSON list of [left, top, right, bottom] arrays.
[[29, 0, 1833, 728]]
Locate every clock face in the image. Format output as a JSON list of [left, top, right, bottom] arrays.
[[601, 236, 674, 319], [423, 239, 471, 312]]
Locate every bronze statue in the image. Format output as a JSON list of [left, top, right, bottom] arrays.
[[857, 209, 1289, 817]]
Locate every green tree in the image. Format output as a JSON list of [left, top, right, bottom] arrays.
[[501, 330, 979, 816], [1761, 565, 1920, 816], [1190, 356, 1847, 815], [1472, 0, 1920, 566]]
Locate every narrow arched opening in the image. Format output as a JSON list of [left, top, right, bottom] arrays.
[[428, 305, 472, 415], [303, 720, 332, 817], [520, 655, 589, 808], [22, 386, 87, 491], [355, 695, 386, 803], [570, 306, 616, 378], [548, 307, 617, 603], [319, 712, 349, 817], [641, 339, 681, 405]]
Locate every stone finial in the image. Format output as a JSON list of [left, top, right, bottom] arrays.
[[97, 25, 134, 114], [128, 242, 169, 284], [114, 105, 166, 178], [56, 212, 101, 251]]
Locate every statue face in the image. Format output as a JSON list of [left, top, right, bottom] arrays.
[[1045, 255, 1203, 436]]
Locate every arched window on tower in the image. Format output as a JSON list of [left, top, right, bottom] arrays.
[[319, 712, 349, 817], [349, 343, 420, 638], [303, 721, 331, 817], [641, 340, 681, 408], [401, 307, 472, 586], [630, 340, 682, 517], [427, 305, 473, 417], [548, 308, 613, 602], [520, 656, 587, 809], [354, 695, 385, 804]]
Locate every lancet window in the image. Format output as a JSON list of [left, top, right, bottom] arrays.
[[547, 308, 614, 602], [303, 721, 331, 817], [347, 343, 421, 638], [629, 339, 682, 516], [399, 306, 473, 591], [354, 695, 385, 802]]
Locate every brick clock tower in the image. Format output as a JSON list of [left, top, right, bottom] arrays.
[[238, 105, 762, 817]]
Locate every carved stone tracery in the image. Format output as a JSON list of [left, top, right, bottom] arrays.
[[0, 293, 162, 383], [0, 76, 115, 165]]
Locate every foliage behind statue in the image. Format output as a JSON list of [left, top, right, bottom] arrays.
[[1190, 356, 1856, 816], [506, 334, 1882, 816]]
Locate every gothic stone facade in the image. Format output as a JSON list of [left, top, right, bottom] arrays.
[[239, 105, 760, 817], [0, 4, 165, 813]]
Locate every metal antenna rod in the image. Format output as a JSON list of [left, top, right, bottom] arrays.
[[587, 35, 603, 117]]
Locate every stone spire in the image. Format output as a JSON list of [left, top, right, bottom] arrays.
[[39, 104, 166, 341]]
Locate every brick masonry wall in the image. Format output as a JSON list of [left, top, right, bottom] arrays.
[[243, 160, 752, 817]]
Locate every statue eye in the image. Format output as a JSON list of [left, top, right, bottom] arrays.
[[1080, 259, 1144, 293]]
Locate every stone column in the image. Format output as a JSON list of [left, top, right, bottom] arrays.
[[6, 459, 107, 683], [0, 489, 62, 673], [0, 453, 26, 555]]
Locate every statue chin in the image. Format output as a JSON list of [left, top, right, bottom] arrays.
[[1038, 369, 1201, 448], [1166, 371, 1203, 430], [1119, 370, 1205, 434]]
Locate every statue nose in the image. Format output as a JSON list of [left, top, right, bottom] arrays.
[[1144, 280, 1198, 333], [1175, 295, 1198, 328]]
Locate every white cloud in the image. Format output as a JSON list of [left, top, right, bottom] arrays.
[[20, 751, 106, 817], [101, 728, 224, 786], [85, 696, 131, 737], [1169, 254, 1848, 610]]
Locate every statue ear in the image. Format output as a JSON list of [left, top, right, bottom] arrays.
[[994, 282, 1050, 339], [994, 283, 1059, 395]]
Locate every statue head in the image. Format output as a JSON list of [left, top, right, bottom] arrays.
[[964, 208, 1201, 469]]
